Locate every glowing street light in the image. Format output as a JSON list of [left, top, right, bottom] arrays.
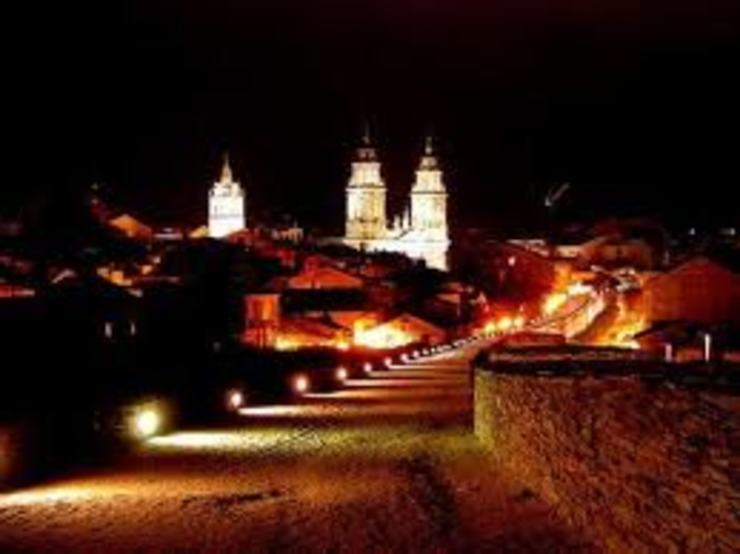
[[292, 374, 310, 395], [226, 390, 245, 411], [132, 409, 161, 439]]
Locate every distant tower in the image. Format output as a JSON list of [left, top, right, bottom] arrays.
[[208, 153, 246, 238], [410, 136, 449, 269], [411, 136, 447, 236], [344, 126, 387, 245]]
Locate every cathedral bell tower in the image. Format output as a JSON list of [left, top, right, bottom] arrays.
[[345, 127, 387, 243], [411, 136, 448, 240], [208, 153, 246, 238]]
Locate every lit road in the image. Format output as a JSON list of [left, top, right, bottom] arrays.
[[0, 342, 591, 553]]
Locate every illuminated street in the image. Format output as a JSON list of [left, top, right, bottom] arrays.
[[0, 343, 591, 553]]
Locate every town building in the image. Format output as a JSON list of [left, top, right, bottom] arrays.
[[208, 154, 246, 238], [354, 313, 447, 347], [640, 256, 740, 325], [343, 132, 450, 271], [243, 292, 281, 348], [285, 258, 365, 290], [108, 213, 153, 241]]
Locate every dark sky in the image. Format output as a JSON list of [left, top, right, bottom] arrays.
[[5, 1, 739, 233]]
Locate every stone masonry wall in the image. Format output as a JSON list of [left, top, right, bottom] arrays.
[[474, 370, 739, 553]]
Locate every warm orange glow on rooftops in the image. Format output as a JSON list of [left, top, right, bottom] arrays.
[[352, 320, 415, 349], [543, 292, 568, 316], [497, 316, 513, 332]]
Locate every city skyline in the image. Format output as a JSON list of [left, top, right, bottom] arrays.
[[6, 2, 739, 232]]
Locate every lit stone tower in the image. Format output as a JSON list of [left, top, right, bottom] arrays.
[[411, 136, 447, 237], [409, 136, 450, 270], [345, 128, 387, 246], [208, 153, 246, 238], [341, 130, 451, 271]]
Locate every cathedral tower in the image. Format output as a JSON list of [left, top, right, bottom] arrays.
[[411, 136, 448, 240], [408, 136, 450, 270], [344, 128, 387, 244], [208, 153, 246, 238], [341, 130, 451, 271]]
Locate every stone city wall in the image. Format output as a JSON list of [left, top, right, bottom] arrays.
[[474, 368, 739, 553]]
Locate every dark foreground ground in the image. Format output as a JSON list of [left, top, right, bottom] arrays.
[[0, 344, 595, 553]]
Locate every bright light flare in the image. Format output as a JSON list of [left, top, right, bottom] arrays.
[[275, 338, 301, 351], [353, 323, 415, 349], [498, 316, 513, 332], [543, 292, 568, 316], [335, 366, 348, 381], [132, 409, 161, 439], [363, 361, 373, 375], [292, 374, 310, 395], [383, 356, 392, 367], [567, 282, 593, 296], [226, 389, 245, 410]]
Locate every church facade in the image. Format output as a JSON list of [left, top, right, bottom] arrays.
[[208, 154, 246, 238], [343, 133, 450, 271]]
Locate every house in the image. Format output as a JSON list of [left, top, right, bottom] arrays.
[[364, 313, 447, 346], [286, 261, 364, 290], [552, 235, 658, 270], [109, 213, 153, 241], [189, 225, 210, 239], [275, 315, 349, 350], [580, 236, 657, 270], [493, 242, 557, 300], [328, 310, 380, 332], [243, 293, 281, 348], [640, 256, 740, 325]]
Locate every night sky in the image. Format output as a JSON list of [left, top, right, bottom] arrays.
[[5, 2, 740, 234]]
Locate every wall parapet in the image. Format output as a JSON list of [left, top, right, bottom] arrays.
[[474, 358, 739, 554]]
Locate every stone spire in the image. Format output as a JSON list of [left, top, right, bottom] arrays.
[[220, 152, 233, 183], [345, 122, 387, 241], [356, 121, 377, 162], [209, 151, 245, 238], [425, 134, 434, 155], [419, 135, 439, 171]]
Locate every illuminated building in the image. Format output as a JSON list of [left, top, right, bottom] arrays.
[[208, 153, 246, 238], [343, 132, 450, 271]]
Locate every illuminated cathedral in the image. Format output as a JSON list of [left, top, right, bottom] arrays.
[[343, 131, 450, 271], [208, 154, 246, 238]]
